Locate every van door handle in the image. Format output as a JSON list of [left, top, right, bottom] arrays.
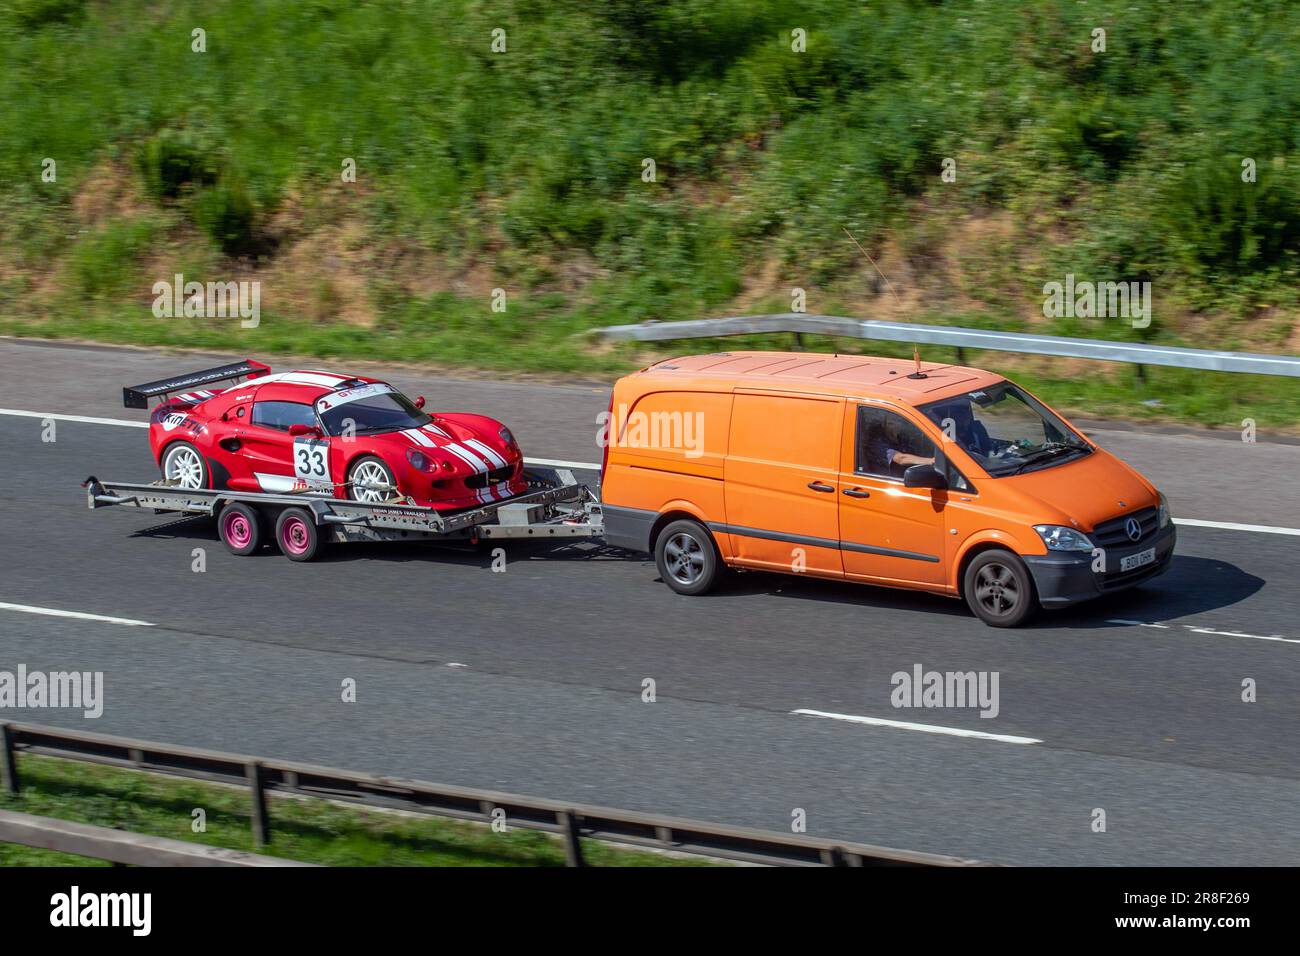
[[842, 488, 870, 498], [807, 481, 835, 493]]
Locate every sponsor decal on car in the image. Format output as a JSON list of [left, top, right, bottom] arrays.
[[315, 382, 396, 412]]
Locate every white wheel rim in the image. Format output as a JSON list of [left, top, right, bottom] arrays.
[[352, 461, 391, 502], [164, 447, 203, 488]]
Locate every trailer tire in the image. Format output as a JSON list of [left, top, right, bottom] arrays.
[[218, 502, 264, 556], [654, 519, 722, 596], [276, 506, 324, 562]]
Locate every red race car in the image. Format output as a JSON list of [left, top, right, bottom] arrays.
[[124, 360, 526, 510]]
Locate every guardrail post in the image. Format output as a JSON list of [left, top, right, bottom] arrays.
[[0, 724, 18, 797], [559, 810, 585, 867], [792, 332, 806, 352], [245, 761, 270, 847]]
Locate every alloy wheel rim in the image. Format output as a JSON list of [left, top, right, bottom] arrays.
[[352, 462, 390, 502], [975, 563, 1020, 615], [165, 447, 203, 488], [664, 533, 705, 585]]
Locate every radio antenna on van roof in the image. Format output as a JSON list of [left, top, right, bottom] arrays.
[[842, 226, 926, 378]]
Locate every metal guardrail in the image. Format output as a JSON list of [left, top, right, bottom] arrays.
[[0, 721, 984, 867], [0, 809, 312, 866], [596, 313, 1300, 377]]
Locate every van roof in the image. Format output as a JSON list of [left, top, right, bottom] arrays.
[[636, 351, 1005, 404]]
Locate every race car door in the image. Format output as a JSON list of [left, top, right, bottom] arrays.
[[722, 390, 844, 578], [837, 403, 948, 587], [243, 399, 326, 492]]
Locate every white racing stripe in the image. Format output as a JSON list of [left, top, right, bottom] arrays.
[[791, 708, 1042, 745], [402, 427, 435, 448], [0, 602, 155, 627], [464, 438, 508, 469]]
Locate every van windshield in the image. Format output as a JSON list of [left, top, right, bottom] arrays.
[[918, 382, 1091, 477]]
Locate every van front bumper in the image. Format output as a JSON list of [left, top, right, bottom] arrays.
[[1023, 522, 1176, 608]]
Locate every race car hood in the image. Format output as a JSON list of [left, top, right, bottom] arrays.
[[363, 412, 520, 472], [990, 446, 1158, 531]]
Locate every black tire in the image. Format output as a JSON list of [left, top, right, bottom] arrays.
[[217, 502, 264, 556], [275, 506, 325, 562], [160, 440, 210, 490], [347, 455, 398, 503], [654, 519, 723, 596], [963, 549, 1038, 627]]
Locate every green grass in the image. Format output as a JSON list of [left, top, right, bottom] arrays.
[[2, 0, 1299, 429], [0, 754, 717, 866]]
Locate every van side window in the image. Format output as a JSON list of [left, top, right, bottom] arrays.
[[251, 401, 316, 432], [854, 406, 937, 481]]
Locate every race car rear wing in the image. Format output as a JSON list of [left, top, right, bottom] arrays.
[[123, 359, 271, 409]]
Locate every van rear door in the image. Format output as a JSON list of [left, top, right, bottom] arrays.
[[722, 391, 844, 577]]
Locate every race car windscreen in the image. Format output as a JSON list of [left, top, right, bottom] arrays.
[[919, 382, 1091, 477], [318, 391, 431, 436]]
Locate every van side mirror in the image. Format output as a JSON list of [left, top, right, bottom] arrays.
[[903, 463, 947, 490], [414, 395, 426, 409]]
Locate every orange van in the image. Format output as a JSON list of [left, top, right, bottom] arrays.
[[600, 351, 1175, 626]]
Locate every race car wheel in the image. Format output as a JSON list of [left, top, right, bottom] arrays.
[[161, 441, 208, 490], [963, 549, 1038, 628], [348, 455, 397, 503], [276, 507, 324, 562], [218, 502, 264, 556], [654, 519, 723, 596]]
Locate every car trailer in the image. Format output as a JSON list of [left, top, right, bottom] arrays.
[[83, 468, 603, 562]]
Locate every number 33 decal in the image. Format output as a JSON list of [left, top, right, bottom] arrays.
[[293, 438, 330, 485]]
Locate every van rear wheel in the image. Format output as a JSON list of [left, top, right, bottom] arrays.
[[655, 519, 722, 596], [963, 549, 1037, 627]]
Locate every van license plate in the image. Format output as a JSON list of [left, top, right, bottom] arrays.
[[1120, 547, 1155, 572]]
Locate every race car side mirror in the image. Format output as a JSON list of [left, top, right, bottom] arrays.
[[414, 395, 426, 409], [288, 424, 322, 438]]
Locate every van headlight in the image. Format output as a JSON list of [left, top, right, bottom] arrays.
[[1158, 492, 1171, 528], [1033, 525, 1094, 552]]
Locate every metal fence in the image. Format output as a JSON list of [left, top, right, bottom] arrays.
[[0, 721, 984, 867], [596, 313, 1300, 377], [0, 809, 311, 866]]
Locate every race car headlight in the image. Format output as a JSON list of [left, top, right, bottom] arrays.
[[1033, 525, 1094, 552], [406, 449, 436, 473], [498, 426, 517, 449], [1157, 492, 1171, 528]]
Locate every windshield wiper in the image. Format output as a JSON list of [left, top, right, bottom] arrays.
[[1009, 442, 1088, 475]]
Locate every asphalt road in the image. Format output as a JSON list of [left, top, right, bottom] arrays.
[[1, 338, 1299, 865]]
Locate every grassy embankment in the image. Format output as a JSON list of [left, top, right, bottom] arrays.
[[1, 1, 1298, 428]]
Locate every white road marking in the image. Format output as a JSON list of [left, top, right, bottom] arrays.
[[0, 602, 155, 627], [0, 408, 602, 468], [1107, 619, 1299, 644], [525, 456, 599, 470], [0, 408, 148, 428], [1174, 517, 1300, 537], [791, 708, 1042, 745]]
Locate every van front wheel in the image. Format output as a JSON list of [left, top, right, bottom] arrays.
[[655, 519, 722, 596], [963, 549, 1037, 627]]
